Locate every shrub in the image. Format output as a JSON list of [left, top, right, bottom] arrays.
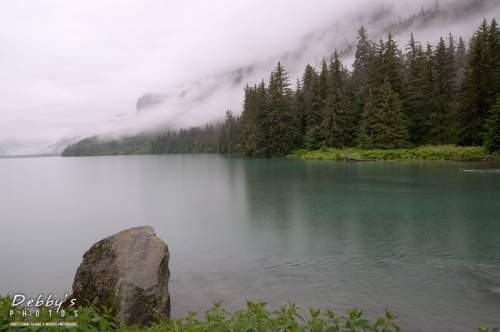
[[1, 295, 498, 331]]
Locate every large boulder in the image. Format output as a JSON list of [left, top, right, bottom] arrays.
[[68, 226, 170, 327]]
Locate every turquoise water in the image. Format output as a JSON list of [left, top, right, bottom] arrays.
[[0, 155, 499, 331]]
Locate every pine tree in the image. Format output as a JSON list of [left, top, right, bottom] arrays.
[[353, 26, 373, 81], [383, 32, 405, 95], [240, 84, 257, 155], [319, 59, 329, 104], [484, 98, 500, 153], [405, 40, 431, 144], [304, 125, 324, 150], [240, 82, 268, 156], [447, 32, 456, 59], [295, 78, 306, 137], [368, 39, 386, 91], [302, 64, 315, 93], [455, 36, 467, 83], [456, 20, 496, 146], [488, 18, 500, 94], [427, 36, 456, 144], [357, 88, 377, 148], [372, 80, 411, 149], [301, 64, 319, 135], [352, 26, 374, 128], [405, 32, 419, 64], [322, 51, 353, 148], [266, 62, 301, 157], [305, 70, 322, 130], [219, 110, 238, 154]]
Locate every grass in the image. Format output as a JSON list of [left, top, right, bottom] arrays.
[[288, 145, 498, 161]]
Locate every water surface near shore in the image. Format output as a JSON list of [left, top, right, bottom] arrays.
[[1, 155, 499, 331]]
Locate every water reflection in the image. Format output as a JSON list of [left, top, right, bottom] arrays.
[[237, 159, 500, 330]]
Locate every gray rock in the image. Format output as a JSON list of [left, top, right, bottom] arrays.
[[68, 226, 170, 327], [136, 93, 166, 112]]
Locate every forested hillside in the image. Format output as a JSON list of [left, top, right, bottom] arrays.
[[63, 18, 500, 158], [215, 18, 500, 157]]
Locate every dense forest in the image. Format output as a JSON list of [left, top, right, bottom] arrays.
[[215, 18, 500, 157], [62, 18, 500, 158]]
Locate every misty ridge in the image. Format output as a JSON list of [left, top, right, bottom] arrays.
[[81, 0, 500, 143]]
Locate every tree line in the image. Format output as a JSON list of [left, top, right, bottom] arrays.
[[216, 18, 500, 157], [150, 124, 220, 154]]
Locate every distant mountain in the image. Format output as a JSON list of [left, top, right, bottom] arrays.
[[49, 137, 80, 155], [0, 136, 79, 157]]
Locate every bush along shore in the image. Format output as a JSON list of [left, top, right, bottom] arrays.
[[289, 145, 498, 161], [1, 296, 499, 332]]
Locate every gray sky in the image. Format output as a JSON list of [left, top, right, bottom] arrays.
[[0, 0, 498, 155]]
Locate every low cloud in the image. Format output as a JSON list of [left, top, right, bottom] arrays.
[[0, 0, 498, 155]]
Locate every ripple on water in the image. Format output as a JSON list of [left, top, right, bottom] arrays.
[[460, 168, 500, 173]]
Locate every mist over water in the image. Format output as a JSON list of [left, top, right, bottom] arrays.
[[1, 155, 499, 331]]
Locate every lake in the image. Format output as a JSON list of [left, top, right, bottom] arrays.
[[0, 155, 499, 331]]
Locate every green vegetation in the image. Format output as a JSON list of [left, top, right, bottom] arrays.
[[484, 98, 500, 153], [151, 124, 220, 154], [62, 135, 153, 157], [289, 145, 497, 161], [62, 125, 221, 157], [1, 296, 498, 331]]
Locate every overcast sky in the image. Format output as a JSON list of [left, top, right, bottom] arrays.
[[0, 0, 498, 154]]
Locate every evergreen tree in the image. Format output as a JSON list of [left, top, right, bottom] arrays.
[[322, 51, 354, 148], [265, 62, 301, 157], [301, 64, 317, 135], [405, 40, 431, 144], [368, 39, 386, 91], [240, 82, 268, 156], [456, 20, 496, 146], [304, 125, 324, 150], [484, 98, 500, 153], [447, 32, 456, 59], [455, 36, 467, 82], [383, 32, 405, 95], [372, 80, 411, 149], [305, 70, 323, 130], [302, 64, 315, 93], [357, 88, 377, 149], [352, 26, 374, 127], [319, 59, 329, 104], [219, 110, 239, 154], [405, 32, 419, 64], [295, 78, 306, 137], [488, 18, 500, 94], [240, 84, 258, 155], [427, 36, 456, 144], [353, 26, 373, 81]]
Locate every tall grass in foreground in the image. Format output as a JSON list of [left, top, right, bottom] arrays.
[[289, 145, 498, 161], [1, 296, 498, 331]]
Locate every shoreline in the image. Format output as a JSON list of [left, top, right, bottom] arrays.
[[288, 145, 499, 162]]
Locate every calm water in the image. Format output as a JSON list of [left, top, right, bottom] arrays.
[[0, 155, 499, 331]]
